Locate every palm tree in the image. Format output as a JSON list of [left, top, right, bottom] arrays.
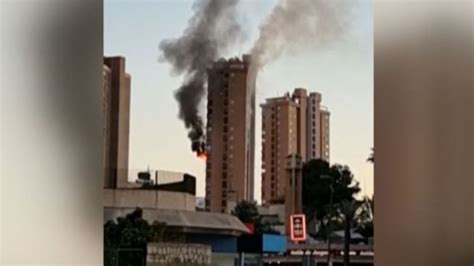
[[354, 197, 374, 240], [339, 199, 374, 266]]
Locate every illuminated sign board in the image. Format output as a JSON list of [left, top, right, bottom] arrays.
[[289, 214, 307, 242], [289, 250, 374, 257]]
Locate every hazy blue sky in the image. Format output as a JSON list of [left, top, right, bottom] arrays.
[[105, 0, 373, 200]]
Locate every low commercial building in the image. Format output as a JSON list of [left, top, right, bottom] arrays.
[[258, 203, 286, 235], [104, 172, 197, 211], [104, 171, 255, 266]]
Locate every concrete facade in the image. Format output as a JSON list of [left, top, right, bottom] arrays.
[[104, 189, 196, 211], [320, 107, 331, 162], [261, 88, 330, 204], [261, 93, 300, 203], [205, 55, 255, 213], [103, 65, 113, 187], [285, 154, 304, 233], [258, 204, 286, 234], [307, 92, 322, 160], [103, 56, 131, 188], [147, 243, 211, 266]]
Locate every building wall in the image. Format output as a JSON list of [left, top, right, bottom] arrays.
[[261, 88, 330, 204], [261, 95, 299, 204], [320, 108, 330, 162], [307, 92, 322, 160], [258, 204, 286, 234], [155, 170, 185, 184], [147, 243, 211, 266], [284, 154, 303, 233], [292, 88, 308, 162], [206, 56, 255, 213], [104, 189, 196, 211], [103, 56, 131, 188], [103, 65, 113, 188]]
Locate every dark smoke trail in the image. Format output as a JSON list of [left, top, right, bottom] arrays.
[[160, 0, 242, 155], [249, 0, 352, 73]]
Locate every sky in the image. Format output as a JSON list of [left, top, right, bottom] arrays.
[[104, 0, 374, 200]]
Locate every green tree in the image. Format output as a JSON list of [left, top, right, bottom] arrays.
[[232, 200, 278, 234], [104, 208, 167, 266], [354, 196, 374, 239], [302, 159, 361, 239], [338, 200, 361, 266], [335, 197, 374, 266]]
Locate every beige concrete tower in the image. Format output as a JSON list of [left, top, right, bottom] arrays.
[[320, 107, 330, 162], [285, 153, 303, 233], [261, 93, 299, 204], [205, 55, 255, 213], [307, 92, 322, 160], [103, 56, 131, 189], [261, 88, 330, 204]]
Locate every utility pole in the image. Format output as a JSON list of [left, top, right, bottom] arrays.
[[321, 174, 334, 266]]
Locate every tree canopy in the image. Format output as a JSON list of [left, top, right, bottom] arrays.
[[232, 200, 278, 235], [302, 159, 361, 238], [104, 208, 168, 266]]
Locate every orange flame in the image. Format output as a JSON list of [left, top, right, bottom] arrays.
[[197, 152, 207, 160]]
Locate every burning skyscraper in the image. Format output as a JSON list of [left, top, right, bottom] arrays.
[[205, 55, 256, 213]]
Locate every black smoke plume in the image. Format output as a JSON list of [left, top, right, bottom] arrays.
[[159, 0, 242, 155]]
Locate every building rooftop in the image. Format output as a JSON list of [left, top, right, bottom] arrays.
[[104, 207, 250, 236]]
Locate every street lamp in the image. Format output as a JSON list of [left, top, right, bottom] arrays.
[[321, 174, 334, 266]]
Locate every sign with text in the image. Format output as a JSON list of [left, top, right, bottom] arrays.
[[289, 214, 307, 242]]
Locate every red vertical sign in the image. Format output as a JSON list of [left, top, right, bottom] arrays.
[[290, 214, 307, 242]]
